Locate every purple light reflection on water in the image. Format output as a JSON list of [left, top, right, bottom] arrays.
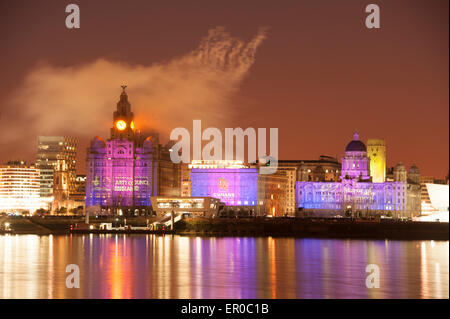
[[0, 235, 448, 299]]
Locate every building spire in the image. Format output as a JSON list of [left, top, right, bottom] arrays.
[[120, 85, 128, 100], [111, 85, 135, 140], [115, 85, 132, 116]]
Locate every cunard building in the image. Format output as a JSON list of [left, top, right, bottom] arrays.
[[85, 87, 180, 215]]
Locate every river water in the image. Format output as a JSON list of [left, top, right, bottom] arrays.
[[0, 234, 448, 299]]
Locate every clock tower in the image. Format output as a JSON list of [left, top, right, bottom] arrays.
[[111, 85, 135, 140], [86, 85, 181, 215]]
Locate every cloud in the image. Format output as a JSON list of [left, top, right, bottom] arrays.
[[2, 26, 267, 156]]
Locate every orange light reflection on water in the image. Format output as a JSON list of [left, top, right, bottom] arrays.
[[0, 235, 448, 299]]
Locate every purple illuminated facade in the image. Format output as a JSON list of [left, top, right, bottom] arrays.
[[86, 87, 179, 215], [296, 133, 421, 217], [190, 168, 258, 207]]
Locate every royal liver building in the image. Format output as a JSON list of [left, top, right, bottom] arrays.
[[85, 87, 179, 215], [296, 133, 421, 218]]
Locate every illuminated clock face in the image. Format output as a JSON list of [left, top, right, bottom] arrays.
[[130, 121, 135, 130], [116, 120, 127, 131]]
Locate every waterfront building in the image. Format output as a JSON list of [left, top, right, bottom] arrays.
[[150, 196, 223, 218], [189, 160, 287, 216], [367, 138, 386, 183], [423, 183, 449, 222], [415, 178, 449, 222], [72, 175, 86, 202], [420, 176, 436, 213], [36, 136, 77, 201], [273, 165, 297, 215], [52, 158, 71, 212], [278, 156, 341, 215], [180, 163, 191, 197], [70, 174, 86, 212], [256, 171, 287, 216], [420, 176, 449, 215], [296, 133, 421, 218], [190, 164, 258, 208], [53, 173, 86, 214], [0, 161, 42, 214], [425, 183, 449, 211], [85, 87, 180, 215]]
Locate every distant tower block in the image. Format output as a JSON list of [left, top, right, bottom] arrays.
[[367, 138, 386, 183]]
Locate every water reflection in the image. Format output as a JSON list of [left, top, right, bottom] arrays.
[[0, 234, 448, 299]]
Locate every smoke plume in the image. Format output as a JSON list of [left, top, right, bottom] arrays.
[[1, 27, 267, 169]]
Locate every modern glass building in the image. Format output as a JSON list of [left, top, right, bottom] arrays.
[[190, 168, 258, 206], [36, 136, 77, 200], [189, 160, 288, 216]]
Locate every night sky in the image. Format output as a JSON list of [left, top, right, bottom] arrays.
[[0, 0, 448, 177]]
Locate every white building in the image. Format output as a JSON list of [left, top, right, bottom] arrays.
[[0, 161, 43, 214], [296, 133, 421, 218]]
